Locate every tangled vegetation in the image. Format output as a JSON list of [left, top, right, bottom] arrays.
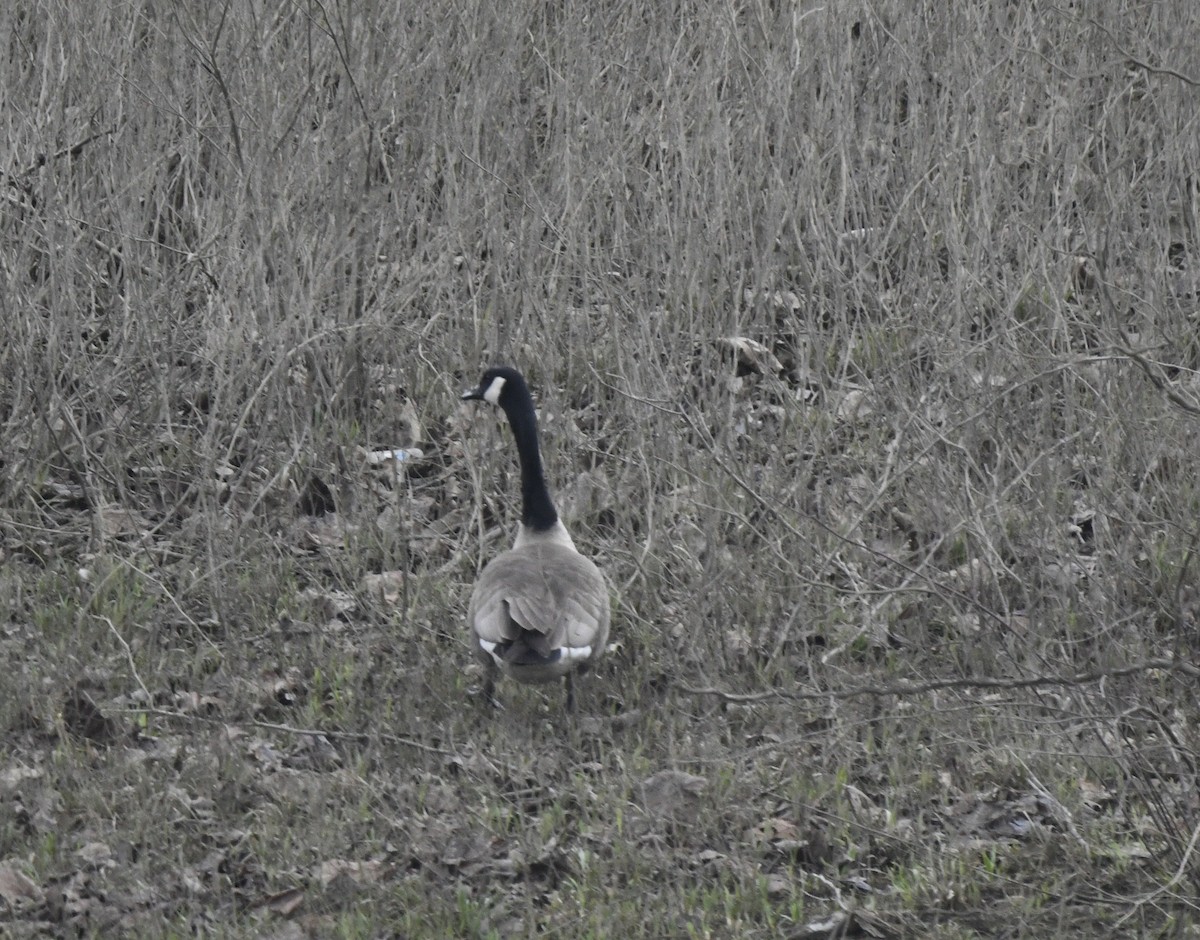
[[1, 1, 1198, 936]]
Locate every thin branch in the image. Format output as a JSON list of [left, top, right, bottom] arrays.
[[1088, 17, 1200, 87], [1114, 816, 1200, 928], [676, 656, 1199, 703], [130, 707, 457, 756], [95, 615, 151, 701], [25, 126, 119, 175], [1116, 343, 1200, 416]]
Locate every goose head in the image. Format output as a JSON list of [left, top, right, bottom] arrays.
[[461, 365, 529, 410]]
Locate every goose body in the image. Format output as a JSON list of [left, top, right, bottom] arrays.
[[462, 367, 610, 706]]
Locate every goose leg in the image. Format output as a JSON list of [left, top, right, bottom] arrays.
[[480, 665, 501, 710]]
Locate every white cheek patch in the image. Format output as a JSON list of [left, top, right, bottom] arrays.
[[483, 375, 506, 406]]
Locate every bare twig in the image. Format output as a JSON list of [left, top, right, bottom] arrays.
[[1087, 16, 1200, 87], [1116, 343, 1200, 416], [95, 615, 151, 701], [677, 656, 1199, 703], [130, 707, 457, 756], [1114, 817, 1200, 928], [25, 125, 119, 175]]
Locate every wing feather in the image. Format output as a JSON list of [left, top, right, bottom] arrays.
[[469, 543, 610, 659]]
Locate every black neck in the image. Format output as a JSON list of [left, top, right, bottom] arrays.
[[503, 389, 559, 532]]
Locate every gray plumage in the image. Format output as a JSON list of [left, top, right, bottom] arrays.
[[462, 367, 611, 708]]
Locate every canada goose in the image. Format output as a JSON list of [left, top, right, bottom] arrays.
[[461, 366, 610, 710]]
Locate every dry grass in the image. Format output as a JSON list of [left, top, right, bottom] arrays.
[[2, 0, 1199, 936]]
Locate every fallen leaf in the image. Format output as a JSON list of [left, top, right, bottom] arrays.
[[361, 571, 406, 605], [0, 862, 42, 905], [315, 859, 386, 888], [75, 842, 115, 869], [640, 770, 707, 820], [716, 336, 784, 376], [255, 887, 305, 916], [95, 503, 151, 540], [295, 515, 347, 550], [765, 872, 791, 897], [752, 817, 800, 844], [0, 763, 43, 791]]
